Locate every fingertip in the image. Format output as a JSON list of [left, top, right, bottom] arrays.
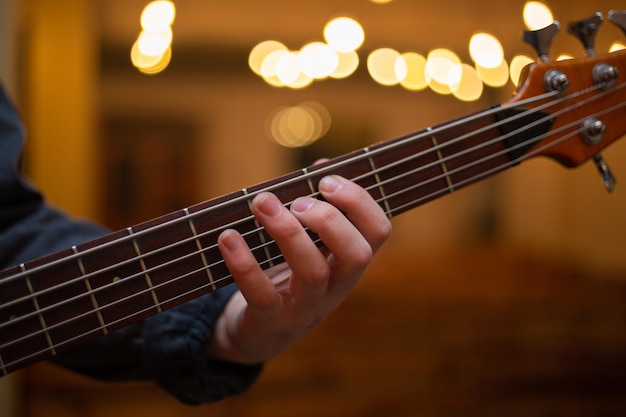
[[319, 175, 345, 194], [219, 229, 242, 252]]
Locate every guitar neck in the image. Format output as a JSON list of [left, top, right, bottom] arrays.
[[0, 105, 546, 375], [2, 48, 626, 376]]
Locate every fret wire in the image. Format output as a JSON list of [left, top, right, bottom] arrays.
[[128, 227, 162, 314], [242, 187, 275, 268], [364, 147, 392, 218], [302, 167, 316, 195], [3, 96, 625, 357], [73, 246, 108, 335], [23, 265, 56, 355], [427, 127, 455, 193], [184, 208, 217, 291], [0, 81, 621, 327]]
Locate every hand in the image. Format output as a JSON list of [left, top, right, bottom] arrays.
[[206, 175, 392, 364]]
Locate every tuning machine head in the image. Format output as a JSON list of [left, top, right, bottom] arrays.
[[523, 21, 560, 62], [567, 12, 603, 57]]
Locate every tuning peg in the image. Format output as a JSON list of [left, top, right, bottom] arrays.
[[568, 12, 603, 56], [523, 21, 560, 62], [593, 154, 616, 193], [608, 10, 626, 37]]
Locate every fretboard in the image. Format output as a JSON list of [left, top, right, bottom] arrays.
[[0, 105, 546, 376]]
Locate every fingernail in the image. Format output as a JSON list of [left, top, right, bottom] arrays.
[[255, 193, 282, 217], [319, 175, 344, 193], [220, 230, 241, 251], [291, 197, 316, 213]]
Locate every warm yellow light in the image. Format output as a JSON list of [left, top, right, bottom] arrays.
[[267, 103, 330, 148], [137, 28, 172, 56], [425, 48, 460, 94], [475, 59, 509, 87], [141, 1, 176, 32], [394, 56, 408, 84], [556, 53, 573, 61], [249, 40, 287, 76], [298, 42, 339, 79], [523, 1, 553, 30], [610, 41, 626, 52], [449, 64, 483, 101], [509, 54, 534, 86], [324, 17, 365, 52], [469, 33, 503, 69], [131, 39, 164, 68], [370, 0, 392, 3], [137, 47, 172, 75], [331, 50, 360, 79], [368, 48, 402, 86], [287, 72, 315, 89], [399, 52, 427, 91], [276, 51, 302, 85], [260, 49, 289, 77]]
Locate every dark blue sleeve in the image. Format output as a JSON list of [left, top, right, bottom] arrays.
[[0, 84, 262, 404]]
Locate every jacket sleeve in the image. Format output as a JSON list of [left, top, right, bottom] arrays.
[[0, 84, 262, 404]]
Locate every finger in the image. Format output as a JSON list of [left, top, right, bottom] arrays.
[[217, 229, 281, 309], [318, 175, 392, 253], [290, 195, 371, 294], [251, 192, 329, 307]]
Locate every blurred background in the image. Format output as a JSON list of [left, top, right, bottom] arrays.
[[1, 0, 626, 416]]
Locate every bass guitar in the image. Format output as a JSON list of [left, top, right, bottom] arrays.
[[2, 12, 626, 376]]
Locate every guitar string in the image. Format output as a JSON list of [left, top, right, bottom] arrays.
[[0, 88, 562, 288], [0, 81, 624, 366], [0, 86, 573, 314], [0, 80, 616, 322], [3, 97, 625, 372], [2, 99, 625, 373], [0, 81, 617, 332]]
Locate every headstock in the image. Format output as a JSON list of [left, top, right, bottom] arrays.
[[512, 10, 626, 193]]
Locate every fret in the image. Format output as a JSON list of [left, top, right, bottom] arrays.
[[301, 167, 316, 195], [131, 210, 219, 311], [184, 208, 217, 291], [79, 229, 160, 327], [23, 268, 56, 356], [128, 227, 162, 313], [368, 130, 448, 215], [364, 147, 392, 218], [0, 260, 67, 373], [72, 246, 108, 335], [434, 113, 510, 188], [243, 188, 275, 268], [427, 127, 455, 194]]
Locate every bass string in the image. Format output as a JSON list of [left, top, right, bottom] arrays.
[[1, 82, 622, 351]]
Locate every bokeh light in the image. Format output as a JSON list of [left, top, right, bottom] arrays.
[[324, 17, 365, 52], [509, 54, 534, 86], [469, 33, 504, 69], [131, 0, 176, 74], [267, 102, 331, 148], [368, 48, 403, 86], [475, 59, 509, 87], [140, 0, 175, 32], [399, 52, 427, 91], [249, 40, 287, 76], [449, 64, 483, 101], [523, 1, 553, 30]]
